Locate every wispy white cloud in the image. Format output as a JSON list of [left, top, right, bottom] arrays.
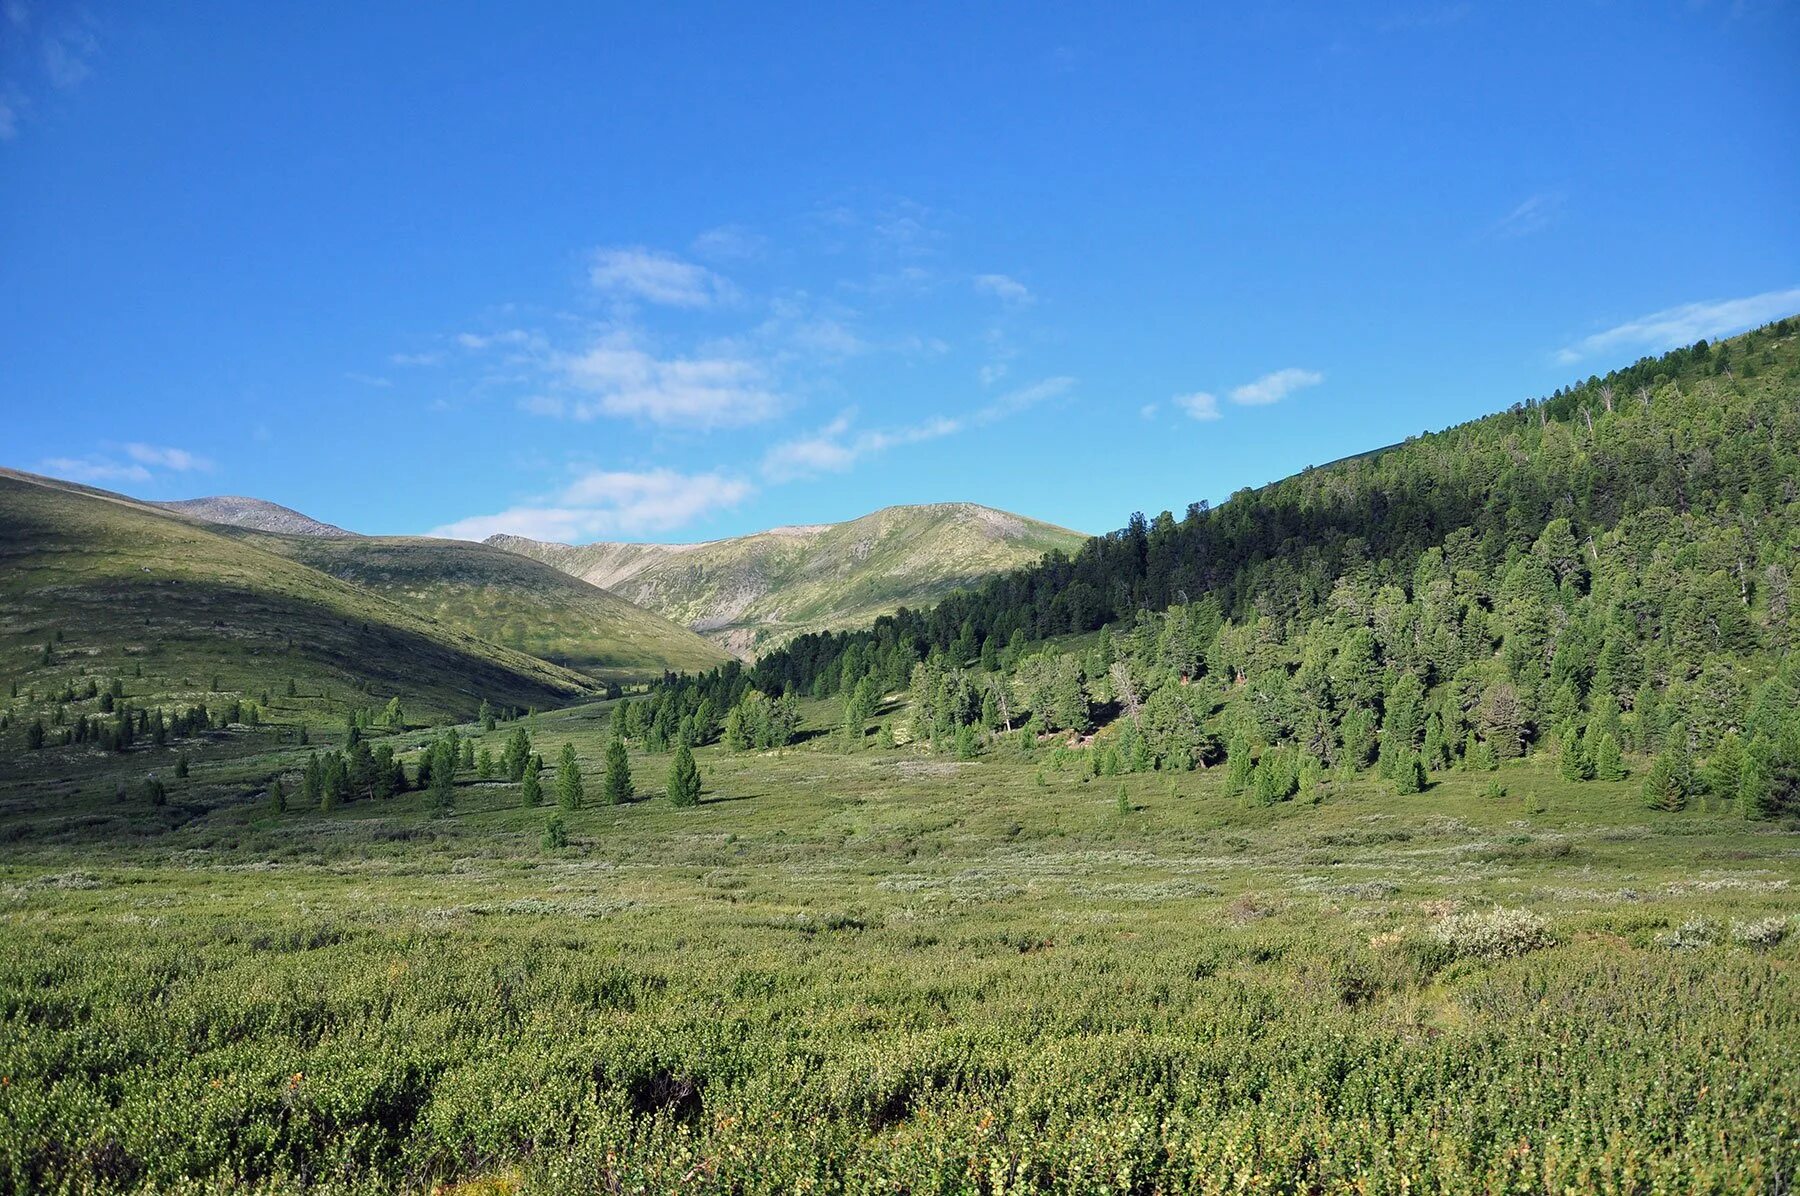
[[390, 350, 444, 367], [430, 468, 752, 542], [1555, 287, 1800, 365], [589, 246, 734, 308], [37, 442, 211, 486], [974, 273, 1034, 305], [42, 22, 97, 89], [39, 456, 151, 484], [1229, 368, 1323, 406], [455, 328, 545, 352], [762, 411, 961, 481], [1490, 192, 1564, 238], [1173, 392, 1222, 420], [761, 376, 1075, 481], [124, 443, 212, 472], [691, 224, 767, 261], [545, 332, 785, 429], [1139, 402, 1160, 419], [344, 371, 392, 388]]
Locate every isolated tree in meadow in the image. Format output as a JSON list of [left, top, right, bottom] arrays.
[[429, 738, 457, 812], [478, 699, 495, 732], [556, 743, 584, 810], [269, 777, 286, 814], [26, 719, 45, 750], [460, 738, 476, 771], [476, 747, 494, 779], [503, 726, 532, 783], [521, 753, 543, 807], [667, 743, 701, 807], [542, 811, 568, 849], [602, 736, 633, 805]]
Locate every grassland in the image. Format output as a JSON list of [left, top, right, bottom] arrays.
[[490, 503, 1089, 655], [1, 693, 1794, 1193], [0, 471, 593, 723], [225, 532, 730, 682]]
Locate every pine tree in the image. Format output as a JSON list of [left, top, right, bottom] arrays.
[[1558, 727, 1593, 781], [1394, 753, 1428, 795], [667, 743, 701, 807], [1592, 733, 1625, 781], [476, 747, 494, 779], [478, 699, 495, 732], [556, 742, 585, 810], [521, 753, 543, 807], [503, 726, 532, 783], [722, 703, 750, 752], [542, 811, 568, 849], [429, 737, 456, 812], [1224, 735, 1254, 796], [1737, 737, 1775, 819], [1642, 752, 1684, 812], [603, 737, 633, 804], [269, 777, 287, 813]]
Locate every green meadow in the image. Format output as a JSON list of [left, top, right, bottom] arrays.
[[1, 697, 1794, 1193]]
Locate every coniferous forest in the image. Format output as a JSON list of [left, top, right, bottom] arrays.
[[643, 322, 1800, 817]]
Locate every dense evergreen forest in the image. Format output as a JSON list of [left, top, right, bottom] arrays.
[[650, 321, 1800, 814]]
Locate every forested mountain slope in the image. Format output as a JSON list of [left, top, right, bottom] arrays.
[[657, 321, 1800, 815], [488, 502, 1087, 656]]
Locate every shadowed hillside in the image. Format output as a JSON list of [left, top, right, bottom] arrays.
[[0, 470, 592, 721]]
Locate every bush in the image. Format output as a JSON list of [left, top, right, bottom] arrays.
[[542, 812, 568, 849], [1728, 917, 1788, 949], [1430, 906, 1553, 961]]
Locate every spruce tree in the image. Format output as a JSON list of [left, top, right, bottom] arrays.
[[521, 753, 544, 807], [556, 742, 585, 810], [602, 736, 633, 805], [270, 778, 287, 814], [667, 743, 701, 807]]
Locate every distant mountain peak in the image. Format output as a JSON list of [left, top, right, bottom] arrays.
[[485, 501, 1088, 656], [158, 496, 356, 538]]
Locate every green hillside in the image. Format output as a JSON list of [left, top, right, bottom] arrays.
[[231, 532, 732, 681], [489, 502, 1088, 655], [733, 319, 1800, 818], [0, 469, 593, 723]]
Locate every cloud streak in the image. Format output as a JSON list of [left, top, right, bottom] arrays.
[[430, 468, 753, 543], [974, 273, 1034, 305], [1556, 287, 1800, 364], [761, 376, 1075, 481], [1173, 392, 1221, 420], [1230, 368, 1323, 406], [535, 332, 785, 429], [589, 246, 734, 308]]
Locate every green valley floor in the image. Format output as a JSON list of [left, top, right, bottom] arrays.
[[1, 699, 1796, 1193]]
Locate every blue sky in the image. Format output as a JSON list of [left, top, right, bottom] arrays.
[[3, 3, 1797, 543]]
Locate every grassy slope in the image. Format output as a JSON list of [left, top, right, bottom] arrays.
[[226, 532, 731, 682], [0, 695, 1792, 1190], [492, 502, 1088, 654], [0, 469, 592, 721]]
